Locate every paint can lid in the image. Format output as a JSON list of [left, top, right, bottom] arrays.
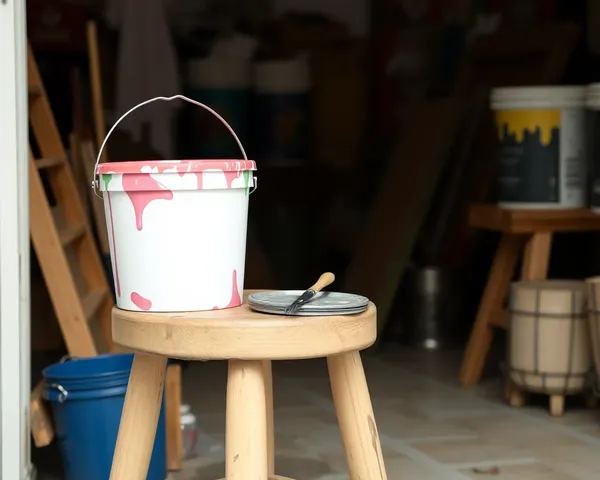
[[491, 86, 586, 110], [96, 159, 257, 176]]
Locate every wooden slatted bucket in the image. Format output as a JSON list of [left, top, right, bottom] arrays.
[[508, 280, 591, 395], [585, 277, 600, 388]]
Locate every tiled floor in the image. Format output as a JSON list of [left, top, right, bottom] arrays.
[[172, 349, 600, 480]]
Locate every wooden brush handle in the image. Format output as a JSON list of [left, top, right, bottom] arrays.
[[309, 272, 335, 293]]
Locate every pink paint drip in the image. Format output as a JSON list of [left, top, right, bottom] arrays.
[[225, 171, 242, 188], [131, 292, 152, 311], [122, 174, 173, 231], [226, 269, 242, 307], [212, 270, 242, 310], [195, 172, 203, 190], [106, 192, 121, 297]]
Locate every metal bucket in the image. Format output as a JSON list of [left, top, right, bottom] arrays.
[[399, 266, 465, 349]]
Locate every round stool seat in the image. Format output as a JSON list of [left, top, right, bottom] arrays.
[[112, 302, 377, 360]]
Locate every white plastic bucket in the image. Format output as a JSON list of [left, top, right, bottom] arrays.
[[93, 95, 257, 312], [490, 86, 587, 209]]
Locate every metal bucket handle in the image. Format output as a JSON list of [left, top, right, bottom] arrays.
[[45, 383, 69, 403], [91, 94, 251, 198]]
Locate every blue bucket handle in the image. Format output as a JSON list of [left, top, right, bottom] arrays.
[[44, 356, 75, 403], [46, 383, 69, 403]]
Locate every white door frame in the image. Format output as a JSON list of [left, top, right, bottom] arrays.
[[0, 0, 33, 479]]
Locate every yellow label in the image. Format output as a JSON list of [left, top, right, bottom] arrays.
[[495, 109, 561, 146]]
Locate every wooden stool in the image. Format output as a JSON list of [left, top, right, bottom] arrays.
[[108, 294, 387, 480], [459, 205, 600, 390]]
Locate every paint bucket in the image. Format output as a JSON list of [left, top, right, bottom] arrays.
[[490, 86, 587, 209], [253, 57, 311, 166], [587, 84, 600, 212], [508, 280, 591, 395], [43, 354, 167, 480], [184, 58, 251, 158], [93, 95, 257, 312]]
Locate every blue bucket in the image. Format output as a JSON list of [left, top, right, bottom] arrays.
[[43, 354, 167, 480]]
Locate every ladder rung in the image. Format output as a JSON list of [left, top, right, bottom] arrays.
[[58, 223, 86, 246], [35, 157, 66, 169], [82, 289, 108, 320]]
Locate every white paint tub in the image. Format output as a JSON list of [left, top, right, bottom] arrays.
[[490, 86, 587, 209], [94, 95, 257, 312]]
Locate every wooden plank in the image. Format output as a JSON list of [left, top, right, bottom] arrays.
[[86, 21, 109, 167], [30, 382, 54, 447], [344, 98, 465, 338], [80, 140, 110, 255], [35, 156, 66, 169]]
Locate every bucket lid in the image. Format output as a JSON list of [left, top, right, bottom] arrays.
[[96, 159, 257, 176], [490, 85, 586, 109], [509, 280, 586, 315]]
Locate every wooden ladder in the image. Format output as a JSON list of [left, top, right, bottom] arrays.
[[28, 42, 114, 446], [27, 43, 183, 470]]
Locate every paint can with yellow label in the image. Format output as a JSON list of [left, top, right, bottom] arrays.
[[491, 86, 587, 209], [586, 84, 600, 212]]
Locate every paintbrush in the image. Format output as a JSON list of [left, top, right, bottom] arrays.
[[284, 272, 335, 315]]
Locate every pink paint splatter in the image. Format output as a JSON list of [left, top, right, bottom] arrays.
[[122, 174, 173, 231], [211, 270, 242, 310], [226, 269, 242, 308], [131, 292, 152, 311], [225, 171, 242, 189], [107, 192, 121, 297]]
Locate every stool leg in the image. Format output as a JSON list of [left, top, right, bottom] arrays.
[[328, 351, 387, 480], [226, 360, 268, 480], [521, 231, 552, 280], [261, 360, 275, 474], [109, 353, 168, 480], [166, 363, 183, 471], [459, 234, 522, 386]]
